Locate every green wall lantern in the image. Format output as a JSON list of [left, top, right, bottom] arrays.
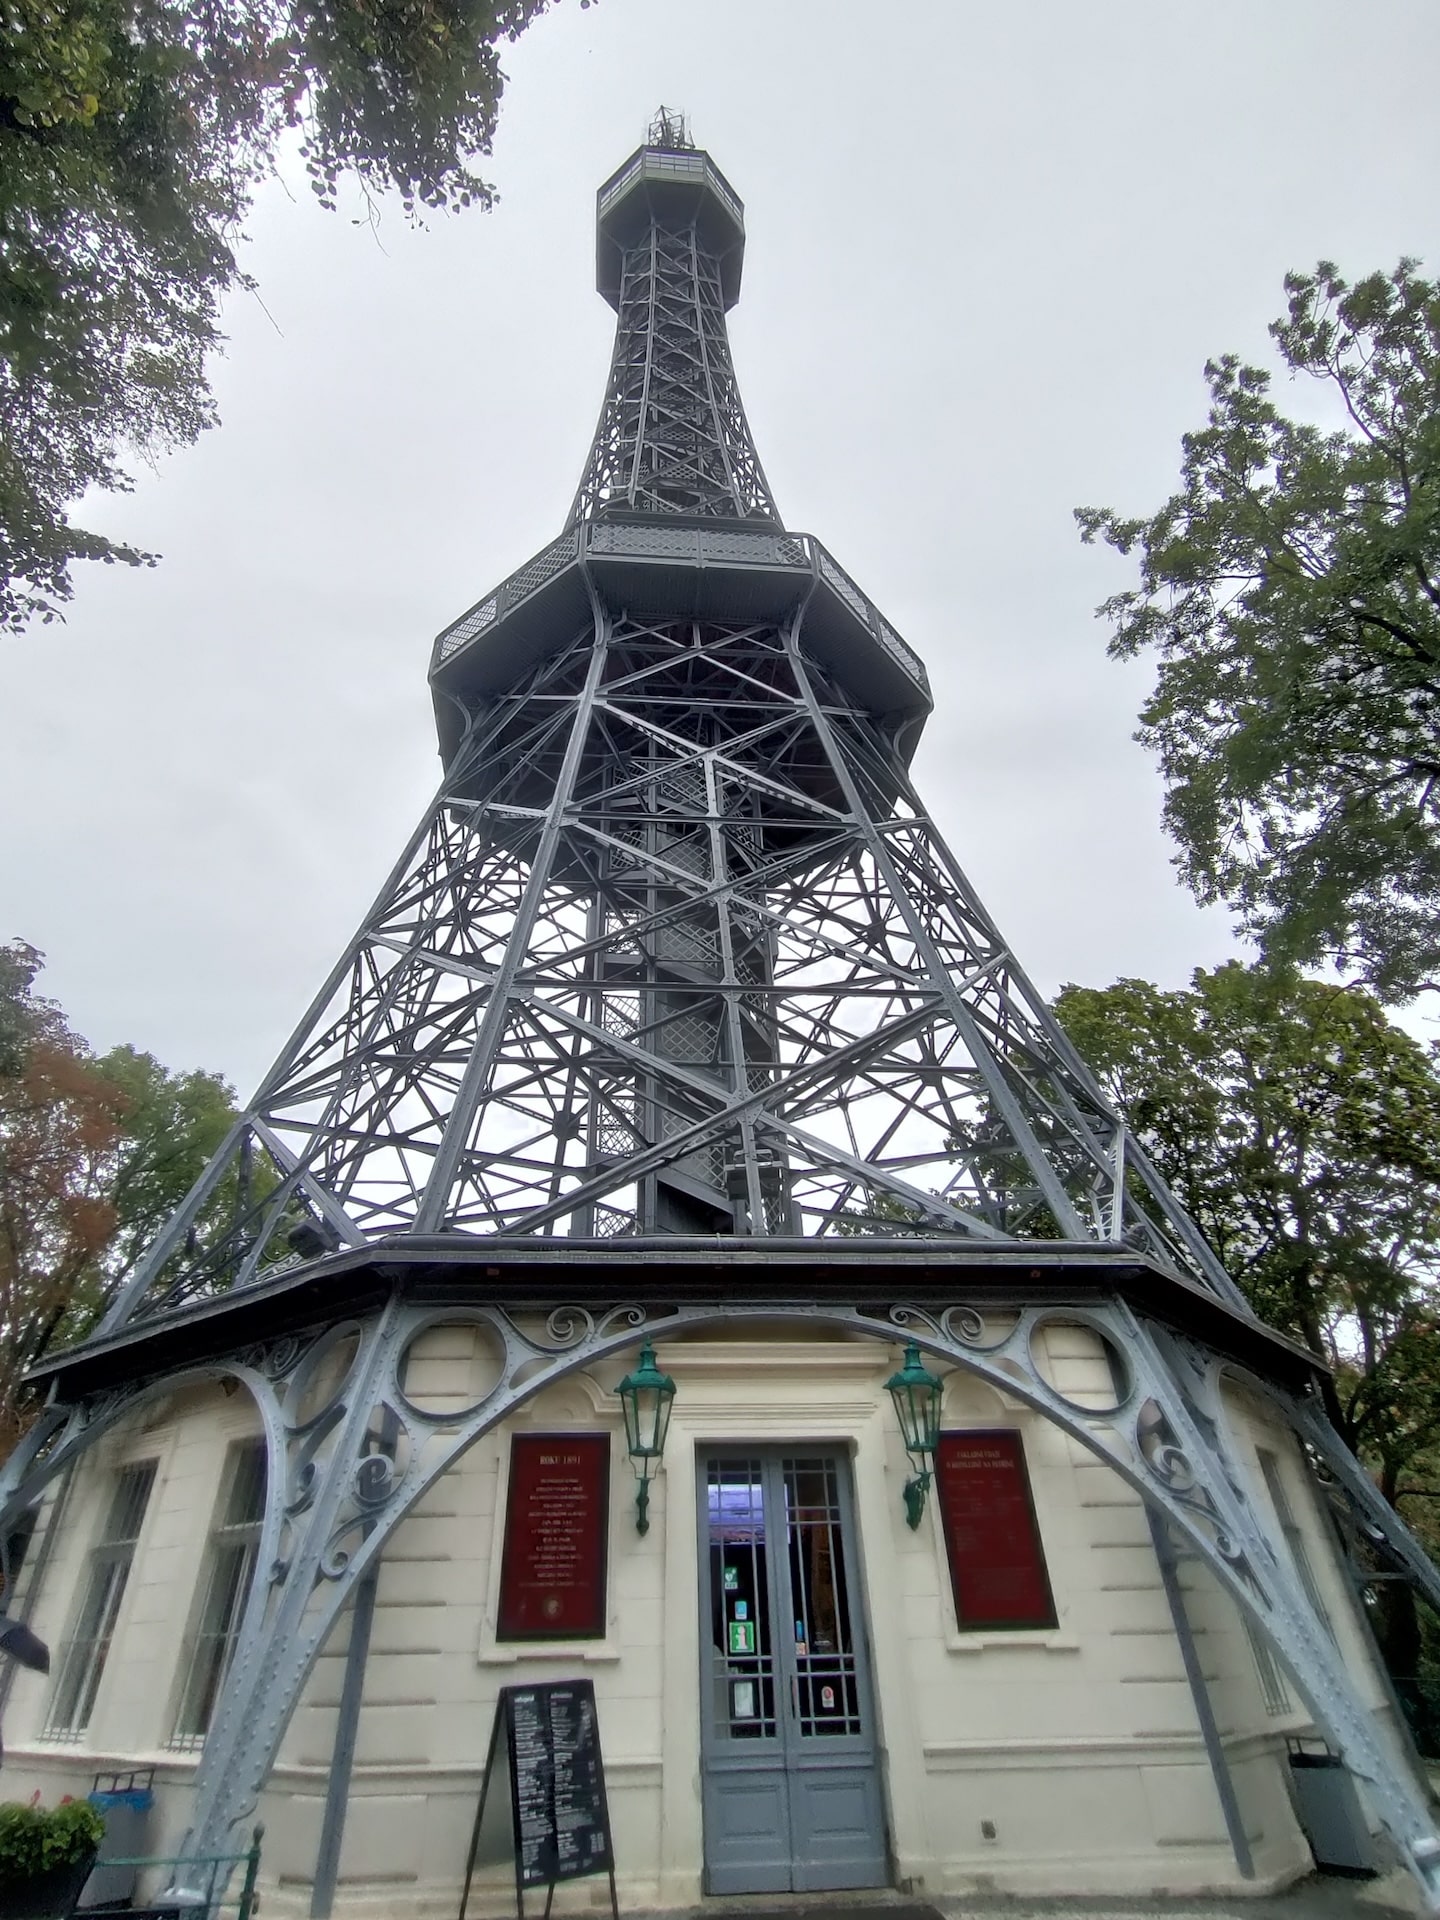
[[617, 1339, 676, 1535], [885, 1340, 944, 1529]]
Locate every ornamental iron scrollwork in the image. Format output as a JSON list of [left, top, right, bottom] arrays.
[[534, 1303, 650, 1351], [1134, 1396, 1259, 1596]]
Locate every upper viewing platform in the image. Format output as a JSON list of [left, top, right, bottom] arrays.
[[432, 112, 929, 749], [596, 112, 747, 311], [570, 110, 778, 526]]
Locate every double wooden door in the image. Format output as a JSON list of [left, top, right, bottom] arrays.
[[697, 1449, 888, 1894]]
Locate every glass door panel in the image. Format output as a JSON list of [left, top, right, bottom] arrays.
[[706, 1458, 779, 1742], [783, 1456, 863, 1737]]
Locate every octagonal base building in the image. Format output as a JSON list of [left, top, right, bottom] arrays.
[[3, 115, 1439, 1920]]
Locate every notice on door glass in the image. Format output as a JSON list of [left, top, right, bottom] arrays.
[[936, 1430, 1057, 1631], [497, 1433, 609, 1639]]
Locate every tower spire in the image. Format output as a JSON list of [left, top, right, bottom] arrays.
[[568, 116, 780, 526]]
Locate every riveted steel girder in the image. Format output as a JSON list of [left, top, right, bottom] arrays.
[[570, 214, 778, 525], [92, 596, 1248, 1334]]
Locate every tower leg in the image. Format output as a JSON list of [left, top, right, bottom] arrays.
[[1117, 1313, 1440, 1904], [158, 1298, 667, 1884], [1147, 1509, 1254, 1878], [1289, 1395, 1440, 1618], [308, 1562, 379, 1919]]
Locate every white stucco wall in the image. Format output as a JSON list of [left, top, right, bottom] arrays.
[[0, 1319, 1405, 1914]]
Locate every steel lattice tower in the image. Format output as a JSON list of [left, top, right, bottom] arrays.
[[92, 119, 1246, 1325], [8, 114, 1440, 1910]]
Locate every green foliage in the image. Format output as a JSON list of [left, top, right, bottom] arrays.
[[1078, 261, 1440, 1004], [834, 1188, 929, 1234], [0, 941, 45, 1076], [1054, 963, 1440, 1503], [0, 939, 237, 1447], [0, 1797, 105, 1878], [0, 0, 560, 631], [92, 1043, 235, 1287]]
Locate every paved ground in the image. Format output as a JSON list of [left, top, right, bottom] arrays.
[[656, 1871, 1430, 1920]]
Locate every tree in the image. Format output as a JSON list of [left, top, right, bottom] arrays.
[[0, 0, 562, 633], [1054, 961, 1440, 1682], [1055, 963, 1440, 1476], [1077, 261, 1440, 1004], [0, 942, 122, 1451], [91, 1043, 236, 1291], [0, 940, 236, 1451]]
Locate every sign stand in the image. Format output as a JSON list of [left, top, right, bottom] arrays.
[[459, 1680, 617, 1920]]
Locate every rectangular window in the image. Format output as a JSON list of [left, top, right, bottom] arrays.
[[1257, 1446, 1333, 1634], [935, 1430, 1057, 1631], [1243, 1615, 1293, 1715], [45, 1461, 156, 1739], [170, 1440, 267, 1749]]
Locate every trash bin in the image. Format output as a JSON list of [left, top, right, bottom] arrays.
[[1287, 1742, 1376, 1874], [80, 1767, 157, 1910]]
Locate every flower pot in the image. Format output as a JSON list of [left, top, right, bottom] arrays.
[[0, 1849, 99, 1919]]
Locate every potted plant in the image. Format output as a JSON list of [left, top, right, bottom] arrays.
[[0, 1795, 105, 1919]]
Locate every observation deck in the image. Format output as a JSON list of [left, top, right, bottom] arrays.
[[428, 519, 933, 766], [596, 143, 747, 310]]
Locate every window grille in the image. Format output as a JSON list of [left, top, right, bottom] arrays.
[[45, 1461, 156, 1737], [1244, 1615, 1293, 1715], [170, 1440, 267, 1748]]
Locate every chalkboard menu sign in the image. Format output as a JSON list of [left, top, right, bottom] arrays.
[[459, 1680, 617, 1920], [936, 1429, 1057, 1631], [498, 1435, 610, 1640]]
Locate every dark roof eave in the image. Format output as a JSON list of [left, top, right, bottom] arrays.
[[27, 1237, 1325, 1403]]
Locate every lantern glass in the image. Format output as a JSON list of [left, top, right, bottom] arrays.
[[884, 1342, 943, 1462], [618, 1340, 676, 1462]]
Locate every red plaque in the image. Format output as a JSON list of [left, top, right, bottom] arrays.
[[936, 1430, 1057, 1631], [498, 1434, 610, 1640]]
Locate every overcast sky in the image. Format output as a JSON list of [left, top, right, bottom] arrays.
[[4, 0, 1439, 1096]]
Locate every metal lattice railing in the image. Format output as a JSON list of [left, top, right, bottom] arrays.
[[433, 520, 929, 702], [433, 530, 578, 667]]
